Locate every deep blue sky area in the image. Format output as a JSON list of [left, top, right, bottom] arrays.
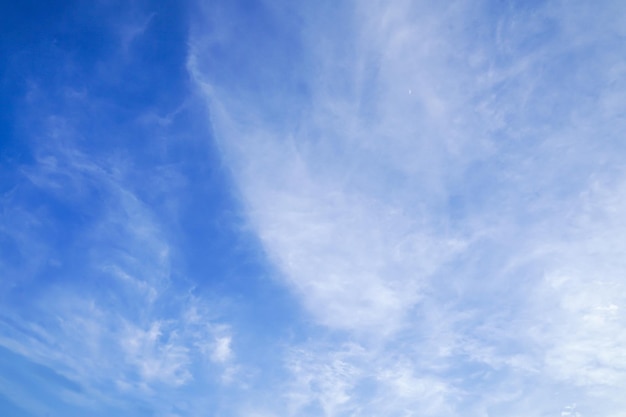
[[0, 0, 298, 316], [1, 1, 626, 416]]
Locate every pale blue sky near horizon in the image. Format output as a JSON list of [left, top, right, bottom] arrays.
[[1, 1, 626, 416]]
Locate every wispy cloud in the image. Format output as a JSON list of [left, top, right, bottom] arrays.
[[1, 149, 234, 365], [190, 0, 626, 415], [0, 94, 239, 416]]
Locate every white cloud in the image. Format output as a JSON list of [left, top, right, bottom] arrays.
[[190, 0, 626, 415], [211, 335, 232, 363], [0, 116, 241, 412], [188, 0, 480, 334], [278, 340, 459, 417], [121, 320, 192, 387], [532, 178, 626, 393]]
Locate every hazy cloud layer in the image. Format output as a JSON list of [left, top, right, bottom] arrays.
[[190, 0, 626, 415]]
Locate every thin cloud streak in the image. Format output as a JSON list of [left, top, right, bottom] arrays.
[[0, 114, 238, 414]]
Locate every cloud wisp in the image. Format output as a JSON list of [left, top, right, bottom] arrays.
[[0, 134, 238, 413], [0, 4, 240, 411], [190, 0, 626, 415]]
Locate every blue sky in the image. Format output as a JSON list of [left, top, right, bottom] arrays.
[[1, 0, 626, 416]]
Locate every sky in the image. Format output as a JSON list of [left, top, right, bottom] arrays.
[[1, 0, 626, 416]]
